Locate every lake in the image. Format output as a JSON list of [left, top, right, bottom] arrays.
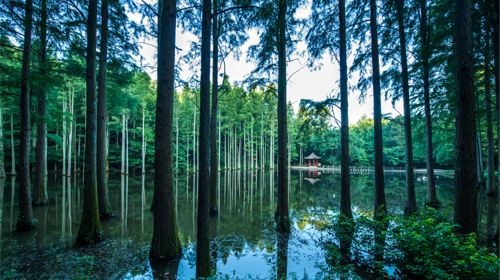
[[0, 170, 455, 279]]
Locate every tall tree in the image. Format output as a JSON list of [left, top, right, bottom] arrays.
[[17, 0, 36, 231], [482, 2, 495, 242], [209, 0, 219, 216], [75, 0, 103, 245], [453, 0, 477, 235], [276, 0, 290, 231], [339, 0, 351, 219], [196, 0, 211, 276], [0, 108, 5, 178], [97, 0, 112, 219], [395, 0, 416, 215], [150, 0, 182, 262], [369, 0, 386, 216], [307, 0, 351, 219], [33, 0, 49, 206], [419, 0, 439, 208]]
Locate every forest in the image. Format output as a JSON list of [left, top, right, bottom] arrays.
[[0, 0, 498, 279]]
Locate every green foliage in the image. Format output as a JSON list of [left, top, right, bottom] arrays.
[[323, 211, 499, 280], [391, 211, 499, 279]]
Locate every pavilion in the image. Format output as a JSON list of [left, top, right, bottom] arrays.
[[304, 153, 321, 167]]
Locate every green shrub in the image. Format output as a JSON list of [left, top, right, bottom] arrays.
[[391, 210, 499, 279]]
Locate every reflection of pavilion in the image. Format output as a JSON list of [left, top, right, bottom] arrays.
[[304, 177, 321, 185], [304, 153, 321, 167]]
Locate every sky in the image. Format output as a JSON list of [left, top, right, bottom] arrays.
[[133, 1, 404, 125]]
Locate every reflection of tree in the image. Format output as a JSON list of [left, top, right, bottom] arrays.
[[151, 258, 180, 280], [276, 229, 289, 280]]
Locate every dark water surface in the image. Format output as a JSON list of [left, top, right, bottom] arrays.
[[0, 170, 455, 279]]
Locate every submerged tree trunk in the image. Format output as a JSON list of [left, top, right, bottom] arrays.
[[17, 0, 36, 231], [369, 0, 386, 217], [75, 0, 103, 246], [453, 0, 477, 235], [149, 0, 182, 262], [396, 0, 417, 215], [33, 0, 48, 206], [97, 0, 112, 219], [276, 0, 290, 232], [209, 0, 219, 216], [196, 0, 211, 277], [339, 0, 351, 219], [420, 0, 439, 208]]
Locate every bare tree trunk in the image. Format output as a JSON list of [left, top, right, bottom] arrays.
[[369, 0, 386, 217], [276, 0, 289, 231], [0, 108, 6, 178], [396, 0, 417, 215], [75, 0, 103, 245], [210, 0, 219, 216], [143, 105, 146, 175], [420, 0, 439, 208], [33, 0, 48, 205], [97, 0, 112, 219], [339, 0, 352, 219], [149, 0, 182, 262], [453, 0, 477, 235], [196, 0, 211, 276], [17, 0, 36, 231], [10, 114, 15, 176]]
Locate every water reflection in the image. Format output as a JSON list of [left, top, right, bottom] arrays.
[[276, 229, 289, 280], [151, 258, 180, 280], [0, 171, 456, 278]]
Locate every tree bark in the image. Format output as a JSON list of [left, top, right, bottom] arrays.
[[0, 108, 5, 178], [453, 0, 477, 235], [33, 0, 48, 206], [483, 15, 496, 241], [276, 0, 290, 231], [149, 0, 182, 262], [396, 0, 417, 215], [209, 0, 219, 216], [17, 0, 36, 231], [10, 114, 15, 176], [369, 0, 386, 217], [339, 0, 351, 219], [419, 0, 439, 208], [75, 0, 103, 246], [97, 0, 112, 219], [196, 0, 211, 276]]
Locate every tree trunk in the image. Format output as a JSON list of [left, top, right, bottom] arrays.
[[276, 0, 289, 231], [483, 15, 496, 240], [75, 0, 103, 246], [97, 0, 112, 219], [0, 108, 5, 178], [33, 0, 48, 206], [396, 0, 417, 215], [339, 0, 352, 219], [453, 0, 477, 235], [420, 0, 439, 208], [149, 0, 182, 262], [196, 0, 211, 276], [17, 0, 36, 231], [369, 0, 386, 217], [209, 0, 219, 216], [10, 114, 15, 176]]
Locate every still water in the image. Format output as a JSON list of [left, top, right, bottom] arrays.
[[0, 170, 454, 279]]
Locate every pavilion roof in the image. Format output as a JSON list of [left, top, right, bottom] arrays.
[[304, 152, 321, 160]]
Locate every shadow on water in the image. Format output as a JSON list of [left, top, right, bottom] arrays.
[[0, 170, 456, 278]]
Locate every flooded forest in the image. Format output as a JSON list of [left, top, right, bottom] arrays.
[[0, 0, 499, 279]]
